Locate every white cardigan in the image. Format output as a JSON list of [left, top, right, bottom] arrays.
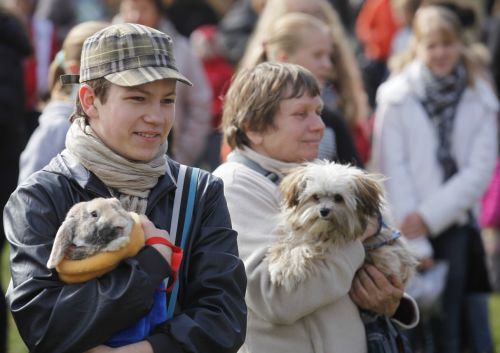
[[215, 149, 418, 353], [370, 60, 498, 236]]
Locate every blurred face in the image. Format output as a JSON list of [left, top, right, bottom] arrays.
[[285, 0, 327, 22], [286, 28, 333, 89], [85, 79, 176, 161], [120, 0, 160, 28], [416, 32, 462, 77], [249, 93, 325, 163]]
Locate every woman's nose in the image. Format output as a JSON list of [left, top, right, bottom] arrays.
[[310, 112, 325, 132]]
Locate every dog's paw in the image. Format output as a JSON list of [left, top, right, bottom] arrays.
[[268, 245, 313, 291]]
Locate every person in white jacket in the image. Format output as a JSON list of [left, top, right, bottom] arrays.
[[214, 62, 419, 353], [371, 5, 498, 353]]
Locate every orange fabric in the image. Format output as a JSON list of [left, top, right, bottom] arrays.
[[356, 0, 400, 61], [56, 213, 145, 283]]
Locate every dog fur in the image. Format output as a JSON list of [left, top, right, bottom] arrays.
[[47, 198, 134, 269], [267, 160, 417, 292]]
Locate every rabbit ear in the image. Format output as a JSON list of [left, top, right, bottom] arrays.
[[47, 217, 77, 269]]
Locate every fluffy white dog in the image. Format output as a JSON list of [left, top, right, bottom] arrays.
[[267, 160, 417, 292]]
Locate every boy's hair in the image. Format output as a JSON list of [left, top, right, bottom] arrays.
[[71, 78, 112, 123], [222, 62, 321, 149]]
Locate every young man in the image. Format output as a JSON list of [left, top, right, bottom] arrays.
[[5, 23, 246, 353]]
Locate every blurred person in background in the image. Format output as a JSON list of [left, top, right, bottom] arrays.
[[190, 24, 234, 171], [18, 21, 109, 183], [4, 0, 59, 140], [0, 5, 32, 353], [371, 5, 497, 353]]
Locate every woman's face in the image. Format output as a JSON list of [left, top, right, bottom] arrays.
[[86, 79, 176, 162], [285, 27, 333, 89], [249, 93, 325, 163], [416, 32, 462, 77]]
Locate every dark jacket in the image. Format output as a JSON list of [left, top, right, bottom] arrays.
[[4, 150, 247, 353]]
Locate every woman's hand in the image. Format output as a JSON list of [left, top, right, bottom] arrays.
[[349, 264, 404, 317], [140, 215, 172, 265], [399, 212, 430, 239]]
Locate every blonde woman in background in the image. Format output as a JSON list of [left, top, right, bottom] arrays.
[[18, 21, 109, 183], [239, 0, 372, 162], [371, 5, 497, 353]]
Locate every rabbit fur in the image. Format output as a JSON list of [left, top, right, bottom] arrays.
[[47, 197, 135, 269]]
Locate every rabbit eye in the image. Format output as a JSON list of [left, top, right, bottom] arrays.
[[333, 194, 344, 203], [90, 210, 98, 218]]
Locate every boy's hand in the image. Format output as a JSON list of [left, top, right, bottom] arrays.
[[139, 215, 172, 265]]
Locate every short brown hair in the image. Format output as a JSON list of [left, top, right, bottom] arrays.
[[71, 78, 112, 123], [222, 62, 321, 149]]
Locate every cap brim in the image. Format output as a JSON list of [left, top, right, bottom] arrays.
[[104, 66, 193, 87]]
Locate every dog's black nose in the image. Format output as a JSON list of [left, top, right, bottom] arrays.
[[320, 208, 330, 217]]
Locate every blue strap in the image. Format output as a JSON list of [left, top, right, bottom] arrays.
[[167, 167, 200, 319]]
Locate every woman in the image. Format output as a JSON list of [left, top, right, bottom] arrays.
[[240, 0, 371, 161], [5, 23, 246, 353], [253, 12, 363, 166], [214, 62, 418, 353], [371, 5, 497, 353]]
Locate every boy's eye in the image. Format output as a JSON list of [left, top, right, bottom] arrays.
[[162, 98, 175, 104], [128, 96, 145, 101]]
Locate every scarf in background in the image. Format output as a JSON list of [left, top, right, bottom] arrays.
[[66, 117, 168, 214], [420, 62, 467, 180]]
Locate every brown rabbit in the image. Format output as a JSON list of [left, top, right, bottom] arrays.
[[47, 198, 134, 269]]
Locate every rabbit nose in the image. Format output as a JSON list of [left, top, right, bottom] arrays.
[[320, 208, 330, 217]]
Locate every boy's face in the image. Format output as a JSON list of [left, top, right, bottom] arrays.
[[86, 79, 176, 162], [249, 93, 325, 163]]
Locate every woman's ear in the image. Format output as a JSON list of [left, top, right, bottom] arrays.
[[79, 84, 98, 120], [246, 130, 264, 146]]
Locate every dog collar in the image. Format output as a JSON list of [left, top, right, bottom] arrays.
[[363, 216, 402, 251]]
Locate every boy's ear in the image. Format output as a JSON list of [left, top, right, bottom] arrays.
[[79, 84, 98, 119]]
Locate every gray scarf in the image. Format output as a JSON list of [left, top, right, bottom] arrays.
[[66, 117, 168, 214], [420, 62, 467, 180]]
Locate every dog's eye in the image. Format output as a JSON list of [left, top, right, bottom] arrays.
[[333, 194, 344, 203], [312, 194, 320, 201], [90, 210, 98, 218]]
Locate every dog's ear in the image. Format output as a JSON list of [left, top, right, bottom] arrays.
[[353, 172, 384, 217], [47, 205, 82, 269], [280, 165, 308, 208]]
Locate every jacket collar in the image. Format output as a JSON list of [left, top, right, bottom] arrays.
[[56, 150, 178, 202]]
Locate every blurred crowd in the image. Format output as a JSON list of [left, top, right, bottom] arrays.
[[0, 0, 499, 352]]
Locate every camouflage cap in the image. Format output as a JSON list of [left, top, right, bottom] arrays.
[[61, 23, 192, 86]]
